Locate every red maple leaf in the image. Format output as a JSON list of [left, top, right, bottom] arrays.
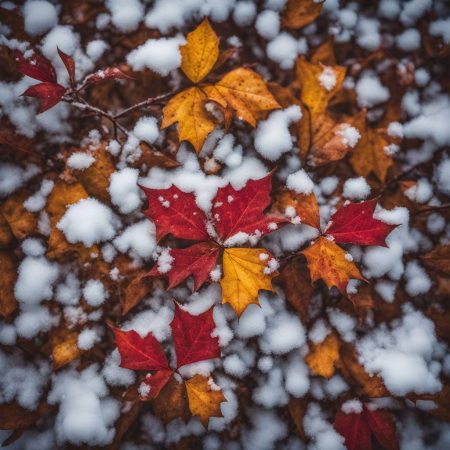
[[334, 404, 399, 450], [21, 82, 66, 113], [325, 199, 397, 247], [81, 67, 133, 87], [171, 302, 220, 367], [57, 47, 75, 86], [110, 302, 220, 400], [16, 50, 68, 113], [15, 51, 57, 83], [142, 173, 286, 289]]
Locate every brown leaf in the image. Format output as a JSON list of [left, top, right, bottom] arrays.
[[347, 283, 375, 323], [121, 272, 153, 316], [282, 0, 324, 29], [0, 251, 18, 317], [109, 401, 143, 450], [0, 401, 53, 430], [0, 212, 13, 248], [70, 141, 115, 203], [309, 110, 365, 166], [338, 343, 389, 397], [152, 374, 190, 424], [0, 188, 38, 240], [278, 256, 313, 323], [131, 143, 180, 170], [421, 244, 450, 275], [288, 397, 308, 441], [311, 39, 337, 66]]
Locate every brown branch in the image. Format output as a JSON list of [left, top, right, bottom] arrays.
[[113, 89, 180, 119], [64, 97, 128, 136], [413, 204, 450, 216]]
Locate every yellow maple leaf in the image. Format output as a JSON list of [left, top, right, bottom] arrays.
[[181, 18, 219, 83], [221, 247, 277, 317], [205, 68, 280, 127], [350, 127, 395, 182], [161, 86, 216, 153], [185, 374, 226, 428], [282, 0, 324, 29], [296, 57, 346, 116], [305, 332, 340, 378], [302, 236, 364, 294]]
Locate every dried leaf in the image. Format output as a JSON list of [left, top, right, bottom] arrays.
[[0, 251, 17, 317], [421, 244, 450, 275], [278, 256, 313, 323], [0, 188, 38, 240], [152, 374, 190, 424], [205, 68, 280, 127], [272, 189, 321, 229], [302, 236, 364, 294], [305, 332, 340, 378], [296, 57, 346, 116], [51, 326, 81, 369], [185, 374, 225, 427], [161, 86, 217, 153], [282, 0, 324, 29]]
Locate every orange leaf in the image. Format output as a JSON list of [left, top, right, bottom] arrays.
[[302, 236, 364, 294], [309, 110, 365, 166], [272, 189, 321, 229], [72, 141, 115, 203], [161, 86, 217, 153], [338, 343, 389, 397], [221, 247, 277, 317], [185, 375, 226, 428], [296, 57, 346, 116], [350, 127, 395, 182], [50, 325, 81, 369], [204, 68, 280, 127], [0, 188, 38, 240], [305, 332, 340, 378], [180, 18, 219, 83], [282, 0, 324, 29], [46, 181, 92, 260]]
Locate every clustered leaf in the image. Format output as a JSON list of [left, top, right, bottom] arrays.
[[110, 301, 224, 427], [142, 173, 286, 317], [162, 18, 280, 152]]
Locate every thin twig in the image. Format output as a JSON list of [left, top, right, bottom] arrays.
[[413, 204, 450, 216], [65, 98, 128, 136], [113, 90, 178, 119]]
